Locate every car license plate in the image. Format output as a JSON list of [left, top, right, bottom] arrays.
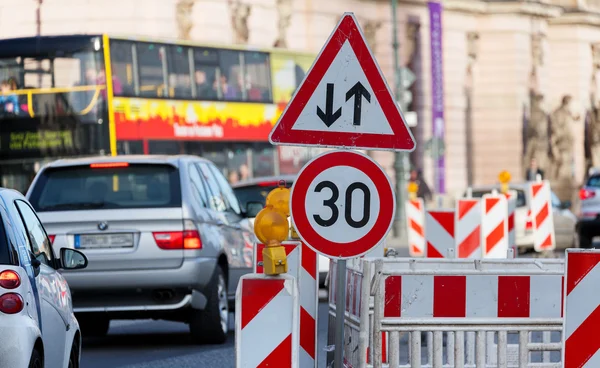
[[75, 233, 134, 249]]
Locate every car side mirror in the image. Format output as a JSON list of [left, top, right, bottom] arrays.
[[59, 248, 88, 270], [245, 201, 264, 218], [29, 252, 41, 277]]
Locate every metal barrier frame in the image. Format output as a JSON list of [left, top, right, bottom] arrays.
[[369, 258, 565, 368]]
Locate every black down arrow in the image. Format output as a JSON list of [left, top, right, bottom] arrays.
[[345, 82, 371, 126], [316, 83, 342, 127]]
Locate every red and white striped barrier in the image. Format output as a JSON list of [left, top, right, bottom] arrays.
[[505, 190, 518, 255], [529, 180, 556, 252], [425, 209, 455, 258], [405, 199, 425, 257], [383, 273, 563, 318], [563, 249, 600, 368], [236, 274, 299, 367], [255, 241, 318, 367], [455, 199, 482, 258], [482, 194, 509, 258]]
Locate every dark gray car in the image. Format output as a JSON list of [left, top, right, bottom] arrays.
[[25, 155, 259, 344]]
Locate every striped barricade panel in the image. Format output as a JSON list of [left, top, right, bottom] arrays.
[[425, 209, 455, 258], [482, 194, 509, 258], [255, 241, 318, 368], [235, 274, 299, 368], [504, 190, 518, 254], [529, 180, 556, 252], [455, 199, 482, 259], [563, 249, 600, 368], [406, 198, 425, 257]]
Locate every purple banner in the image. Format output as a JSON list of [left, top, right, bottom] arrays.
[[428, 1, 445, 194]]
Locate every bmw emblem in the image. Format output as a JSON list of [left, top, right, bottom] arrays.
[[98, 222, 109, 231]]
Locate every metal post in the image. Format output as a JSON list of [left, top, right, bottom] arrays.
[[391, 0, 408, 242], [334, 259, 347, 368]]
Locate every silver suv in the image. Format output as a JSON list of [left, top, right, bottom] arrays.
[[26, 155, 260, 344], [577, 172, 600, 248]]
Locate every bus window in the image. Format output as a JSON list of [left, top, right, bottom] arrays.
[[136, 43, 167, 98], [243, 51, 271, 103], [110, 41, 136, 96], [193, 48, 220, 100], [218, 50, 243, 101], [167, 45, 193, 99]]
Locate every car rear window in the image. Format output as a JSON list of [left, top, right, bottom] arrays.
[[469, 189, 527, 208], [586, 175, 600, 188], [29, 163, 182, 212], [233, 181, 293, 210]]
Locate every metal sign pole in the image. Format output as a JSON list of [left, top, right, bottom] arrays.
[[334, 259, 347, 368]]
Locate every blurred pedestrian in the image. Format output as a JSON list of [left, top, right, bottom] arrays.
[[408, 169, 432, 202], [525, 157, 544, 181], [228, 170, 240, 184]]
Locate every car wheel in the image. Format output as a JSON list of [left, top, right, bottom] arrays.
[[77, 315, 110, 337], [68, 339, 80, 368], [189, 266, 228, 345], [28, 349, 43, 368]]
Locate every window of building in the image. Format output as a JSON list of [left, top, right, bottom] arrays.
[[168, 45, 193, 99], [137, 43, 167, 98], [110, 41, 136, 96], [243, 51, 271, 102], [193, 48, 220, 100]]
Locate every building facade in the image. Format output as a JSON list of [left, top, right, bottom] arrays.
[[2, 0, 599, 200]]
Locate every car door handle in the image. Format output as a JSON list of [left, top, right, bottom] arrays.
[[216, 220, 226, 226]]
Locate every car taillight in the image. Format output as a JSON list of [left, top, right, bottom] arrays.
[[48, 235, 55, 244], [153, 221, 202, 250], [0, 270, 20, 289], [0, 293, 24, 314], [580, 188, 596, 200]]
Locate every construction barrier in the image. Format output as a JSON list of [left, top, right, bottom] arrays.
[[254, 241, 318, 367], [563, 249, 600, 368], [481, 194, 509, 258], [406, 199, 425, 257], [235, 273, 299, 368], [455, 198, 482, 259], [529, 180, 556, 252], [425, 209, 455, 258]]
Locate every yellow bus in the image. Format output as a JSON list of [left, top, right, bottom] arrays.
[[0, 34, 316, 192]]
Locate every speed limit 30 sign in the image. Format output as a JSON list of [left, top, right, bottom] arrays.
[[290, 150, 395, 259]]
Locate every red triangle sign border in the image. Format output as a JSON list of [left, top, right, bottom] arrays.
[[268, 12, 416, 152]]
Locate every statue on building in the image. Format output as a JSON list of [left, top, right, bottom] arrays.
[[524, 93, 549, 174], [549, 96, 580, 197], [273, 0, 292, 48], [361, 19, 382, 54], [228, 0, 251, 44], [175, 0, 195, 40], [588, 93, 600, 170]]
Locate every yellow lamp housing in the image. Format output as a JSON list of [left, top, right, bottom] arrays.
[[253, 204, 290, 275], [498, 170, 511, 194], [407, 182, 419, 200], [265, 181, 291, 217]]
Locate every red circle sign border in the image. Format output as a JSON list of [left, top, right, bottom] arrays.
[[290, 150, 395, 259]]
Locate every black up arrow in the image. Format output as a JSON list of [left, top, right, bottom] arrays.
[[345, 82, 371, 126], [316, 83, 342, 127]]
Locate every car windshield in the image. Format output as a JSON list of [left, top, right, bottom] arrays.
[[469, 189, 527, 208], [587, 175, 600, 188], [0, 212, 12, 265], [28, 163, 182, 211], [233, 181, 293, 211]]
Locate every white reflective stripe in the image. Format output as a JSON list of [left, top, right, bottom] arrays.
[[299, 348, 313, 368], [300, 267, 317, 319], [401, 275, 433, 317], [456, 201, 481, 244], [240, 285, 294, 367], [529, 275, 562, 318], [466, 275, 498, 317], [565, 262, 600, 338], [583, 349, 600, 367]]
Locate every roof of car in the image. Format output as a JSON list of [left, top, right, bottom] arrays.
[[232, 174, 297, 188], [41, 154, 209, 169]]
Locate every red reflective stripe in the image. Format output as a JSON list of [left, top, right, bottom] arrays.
[[498, 276, 530, 318], [427, 242, 444, 258], [428, 211, 454, 237], [301, 243, 317, 279], [565, 304, 600, 368], [410, 219, 424, 237], [257, 334, 292, 368], [458, 200, 478, 220], [300, 308, 315, 358], [241, 279, 285, 329], [486, 222, 505, 253], [458, 225, 480, 258], [566, 252, 600, 295], [531, 183, 543, 197], [384, 276, 402, 317], [434, 276, 466, 317], [485, 197, 500, 213]]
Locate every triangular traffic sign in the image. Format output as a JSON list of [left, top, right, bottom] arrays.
[[269, 12, 416, 152]]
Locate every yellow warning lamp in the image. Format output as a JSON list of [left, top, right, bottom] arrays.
[[254, 182, 291, 275], [407, 181, 419, 200], [498, 170, 511, 194]]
